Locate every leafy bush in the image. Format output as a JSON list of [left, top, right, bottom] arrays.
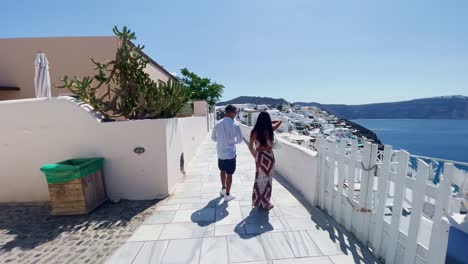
[[57, 26, 189, 120], [180, 68, 224, 107]]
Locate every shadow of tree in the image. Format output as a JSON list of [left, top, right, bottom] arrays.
[[0, 199, 160, 254]]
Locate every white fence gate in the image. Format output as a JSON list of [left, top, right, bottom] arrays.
[[316, 135, 465, 264]]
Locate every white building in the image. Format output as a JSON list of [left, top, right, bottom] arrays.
[[277, 116, 290, 132], [256, 104, 269, 111], [238, 108, 261, 126]]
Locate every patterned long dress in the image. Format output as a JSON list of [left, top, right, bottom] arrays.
[[252, 140, 275, 208]]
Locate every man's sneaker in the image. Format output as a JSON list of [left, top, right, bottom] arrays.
[[224, 194, 236, 202], [220, 188, 226, 196]]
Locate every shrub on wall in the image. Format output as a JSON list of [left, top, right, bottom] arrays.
[[180, 68, 224, 108], [57, 26, 189, 120]]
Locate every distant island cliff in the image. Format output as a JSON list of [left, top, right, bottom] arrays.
[[219, 95, 468, 120], [293, 95, 468, 120], [218, 96, 289, 107]]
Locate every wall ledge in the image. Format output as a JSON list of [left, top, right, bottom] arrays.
[[238, 123, 318, 157]]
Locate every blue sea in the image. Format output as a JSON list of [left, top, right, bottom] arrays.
[[352, 119, 468, 163]]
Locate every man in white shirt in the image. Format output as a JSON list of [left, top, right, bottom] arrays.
[[212, 105, 243, 202]]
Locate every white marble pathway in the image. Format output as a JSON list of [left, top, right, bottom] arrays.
[[106, 135, 379, 264]]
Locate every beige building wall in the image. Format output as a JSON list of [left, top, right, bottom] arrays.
[[0, 36, 176, 101], [193, 100, 208, 116], [144, 61, 172, 84]]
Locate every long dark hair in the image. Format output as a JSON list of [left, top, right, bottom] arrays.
[[252, 112, 274, 147]]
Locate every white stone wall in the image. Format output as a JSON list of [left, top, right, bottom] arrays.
[[208, 113, 215, 130], [238, 124, 320, 206], [0, 97, 208, 203], [165, 117, 208, 194]]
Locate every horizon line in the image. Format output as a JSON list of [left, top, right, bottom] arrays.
[[219, 94, 468, 106]]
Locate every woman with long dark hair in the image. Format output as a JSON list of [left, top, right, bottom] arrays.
[[249, 112, 282, 210]]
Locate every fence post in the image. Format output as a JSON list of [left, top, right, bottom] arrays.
[[385, 150, 410, 264], [357, 142, 377, 244], [428, 163, 455, 264], [404, 159, 430, 264], [327, 140, 337, 216], [372, 145, 393, 257], [345, 139, 358, 232], [335, 141, 347, 225], [317, 136, 326, 210], [435, 217, 450, 264]]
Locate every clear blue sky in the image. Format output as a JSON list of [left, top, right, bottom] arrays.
[[2, 0, 468, 104]]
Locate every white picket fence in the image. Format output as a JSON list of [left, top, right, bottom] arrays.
[[316, 135, 467, 264]]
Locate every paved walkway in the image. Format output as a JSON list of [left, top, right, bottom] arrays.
[[0, 200, 159, 264], [106, 136, 379, 264]]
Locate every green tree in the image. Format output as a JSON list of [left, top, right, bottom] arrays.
[[57, 26, 189, 120], [180, 68, 224, 106]]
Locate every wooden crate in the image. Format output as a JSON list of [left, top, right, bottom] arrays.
[[48, 169, 107, 215]]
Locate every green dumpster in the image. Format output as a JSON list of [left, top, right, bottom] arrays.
[[40, 158, 107, 215]]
